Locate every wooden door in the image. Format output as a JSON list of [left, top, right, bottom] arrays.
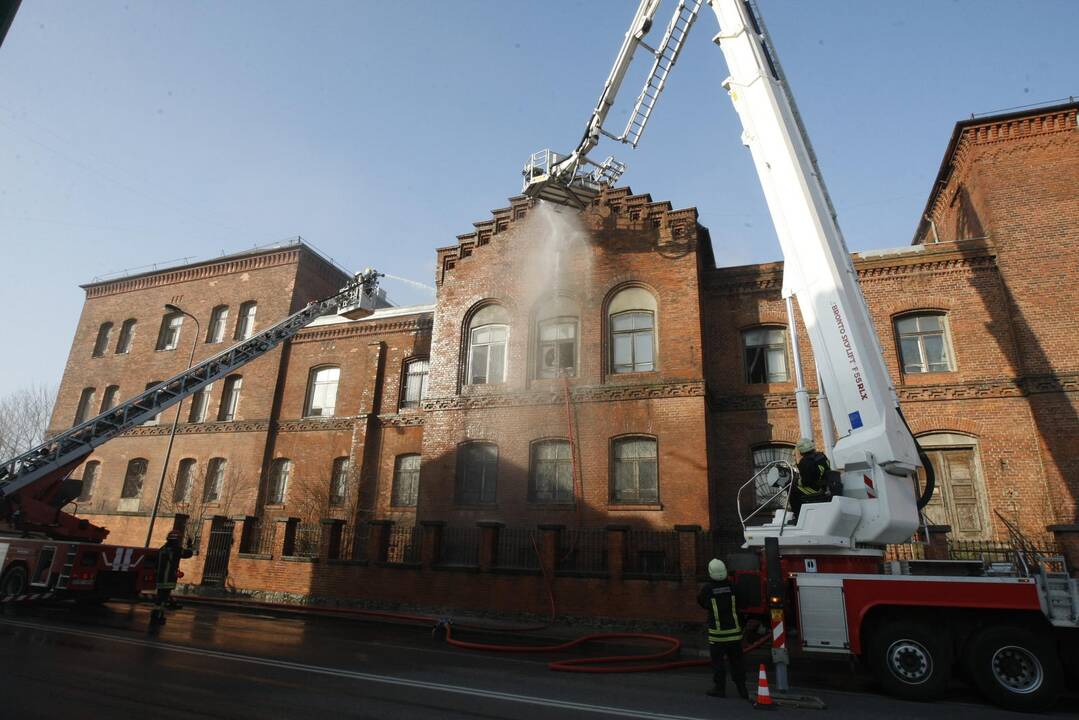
[[921, 447, 987, 539]]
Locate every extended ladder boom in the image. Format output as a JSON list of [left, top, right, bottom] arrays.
[[0, 269, 383, 536]]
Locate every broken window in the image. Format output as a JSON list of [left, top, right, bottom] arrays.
[[743, 327, 788, 383], [92, 322, 113, 358], [121, 458, 148, 499], [173, 458, 197, 504], [115, 318, 137, 354], [529, 440, 574, 503], [78, 461, 99, 502], [203, 458, 227, 503], [100, 385, 120, 413], [74, 387, 96, 426], [896, 313, 954, 373], [612, 436, 658, 503]]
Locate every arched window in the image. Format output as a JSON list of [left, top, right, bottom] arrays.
[[917, 433, 988, 539], [235, 301, 257, 340], [173, 458, 197, 504], [267, 458, 291, 505], [78, 461, 100, 502], [188, 383, 213, 423], [400, 359, 429, 409], [529, 439, 574, 503], [121, 458, 148, 499], [330, 457, 350, 507], [611, 436, 658, 503], [100, 385, 120, 413], [305, 366, 340, 417], [392, 454, 421, 507], [115, 318, 137, 354], [92, 322, 113, 358], [203, 458, 227, 503], [74, 387, 96, 426], [607, 287, 657, 374], [206, 305, 230, 344], [896, 312, 955, 373], [456, 442, 498, 504], [536, 296, 579, 378], [143, 380, 163, 425], [218, 375, 242, 421], [156, 311, 183, 351], [742, 326, 789, 383], [751, 444, 795, 507], [467, 304, 509, 385]]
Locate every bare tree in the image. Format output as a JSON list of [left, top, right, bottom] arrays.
[[157, 462, 255, 548], [0, 385, 55, 459], [289, 465, 363, 556]]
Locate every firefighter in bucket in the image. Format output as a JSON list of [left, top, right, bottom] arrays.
[[150, 530, 193, 626]]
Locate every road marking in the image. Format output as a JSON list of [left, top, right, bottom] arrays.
[[0, 618, 710, 720]]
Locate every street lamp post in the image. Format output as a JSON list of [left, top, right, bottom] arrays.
[[145, 303, 200, 547]]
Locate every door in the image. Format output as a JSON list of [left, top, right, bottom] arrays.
[[921, 446, 987, 540], [201, 517, 235, 587]]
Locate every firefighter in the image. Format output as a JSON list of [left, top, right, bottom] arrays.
[[697, 558, 748, 699], [791, 437, 830, 520], [150, 530, 193, 625]]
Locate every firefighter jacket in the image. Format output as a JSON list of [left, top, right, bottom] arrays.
[[797, 451, 830, 497], [155, 541, 193, 590], [697, 579, 743, 645]]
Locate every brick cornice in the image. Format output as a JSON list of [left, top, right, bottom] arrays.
[[276, 417, 355, 432], [378, 413, 426, 427], [423, 381, 705, 411], [292, 316, 433, 344], [83, 248, 303, 299], [121, 419, 271, 436]]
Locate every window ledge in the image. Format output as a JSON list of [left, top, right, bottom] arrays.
[[527, 503, 577, 509], [607, 503, 663, 511]]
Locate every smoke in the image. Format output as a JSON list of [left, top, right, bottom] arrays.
[[517, 200, 593, 306]]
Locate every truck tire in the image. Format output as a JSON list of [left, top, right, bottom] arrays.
[[0, 565, 29, 597], [867, 618, 953, 701], [965, 625, 1062, 713]]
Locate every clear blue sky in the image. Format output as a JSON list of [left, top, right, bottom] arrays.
[[1, 1, 1075, 396]]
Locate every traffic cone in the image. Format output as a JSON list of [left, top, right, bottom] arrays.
[[754, 663, 775, 710]]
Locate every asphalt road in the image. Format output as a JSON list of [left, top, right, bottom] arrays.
[[0, 601, 1072, 719]]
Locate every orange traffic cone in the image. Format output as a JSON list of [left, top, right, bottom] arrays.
[[754, 663, 775, 710]]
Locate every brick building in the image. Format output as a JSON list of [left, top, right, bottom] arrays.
[[44, 101, 1078, 618]]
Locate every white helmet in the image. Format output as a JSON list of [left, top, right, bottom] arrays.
[[708, 558, 728, 581]]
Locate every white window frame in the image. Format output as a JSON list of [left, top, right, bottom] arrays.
[[400, 359, 430, 409], [207, 305, 229, 344], [468, 324, 508, 385], [235, 301, 257, 340], [305, 366, 340, 418], [156, 313, 183, 351], [742, 326, 790, 384], [896, 313, 956, 374], [188, 383, 213, 423], [611, 436, 658, 504], [218, 375, 242, 421], [267, 458, 291, 505], [529, 439, 574, 504], [610, 310, 655, 374]]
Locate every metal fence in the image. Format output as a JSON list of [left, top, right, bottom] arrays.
[[439, 526, 480, 567], [291, 523, 321, 558], [340, 522, 369, 561], [241, 518, 277, 555], [495, 527, 542, 571], [884, 543, 926, 561], [556, 528, 607, 576], [385, 524, 422, 565], [624, 530, 680, 579]]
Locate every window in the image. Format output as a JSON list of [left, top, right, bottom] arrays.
[[751, 444, 795, 507], [529, 440, 574, 503], [92, 322, 113, 358], [467, 304, 509, 385], [203, 458, 227, 503], [267, 458, 291, 505], [456, 442, 497, 504], [235, 301, 257, 340], [537, 319, 577, 377], [78, 461, 99, 502], [612, 436, 658, 503], [115, 318, 136, 354], [392, 454, 421, 507], [188, 383, 213, 423], [608, 287, 657, 374], [218, 375, 242, 421], [143, 380, 163, 425], [206, 305, 229, 344], [896, 313, 954, 373], [400, 359, 429, 409], [156, 312, 183, 351], [121, 458, 148, 499], [100, 385, 120, 413], [330, 457, 349, 507], [173, 458, 197, 504], [743, 327, 789, 383], [304, 366, 340, 417], [74, 387, 96, 426]]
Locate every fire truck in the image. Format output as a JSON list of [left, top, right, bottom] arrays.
[[522, 0, 1078, 711], [0, 271, 385, 609]]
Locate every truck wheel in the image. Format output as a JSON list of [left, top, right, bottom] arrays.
[[0, 565, 29, 597], [965, 625, 1062, 712], [867, 619, 953, 701]]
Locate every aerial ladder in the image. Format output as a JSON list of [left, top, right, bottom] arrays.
[[521, 1, 1076, 710], [0, 269, 383, 600]]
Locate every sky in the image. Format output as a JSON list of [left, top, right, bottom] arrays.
[[0, 0, 1076, 397]]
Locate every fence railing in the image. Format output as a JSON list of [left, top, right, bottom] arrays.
[[241, 518, 276, 555], [340, 522, 369, 561], [556, 528, 607, 576], [439, 526, 480, 567], [291, 523, 321, 558], [385, 524, 422, 565], [624, 530, 680, 579], [495, 527, 542, 571]]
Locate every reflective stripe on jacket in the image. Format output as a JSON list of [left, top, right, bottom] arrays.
[[697, 580, 742, 644], [797, 452, 830, 496]]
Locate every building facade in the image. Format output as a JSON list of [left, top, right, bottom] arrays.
[[46, 102, 1079, 613]]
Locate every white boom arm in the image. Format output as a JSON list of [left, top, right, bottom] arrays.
[[522, 0, 925, 548]]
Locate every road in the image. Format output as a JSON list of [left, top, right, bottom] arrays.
[[0, 601, 1071, 719]]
